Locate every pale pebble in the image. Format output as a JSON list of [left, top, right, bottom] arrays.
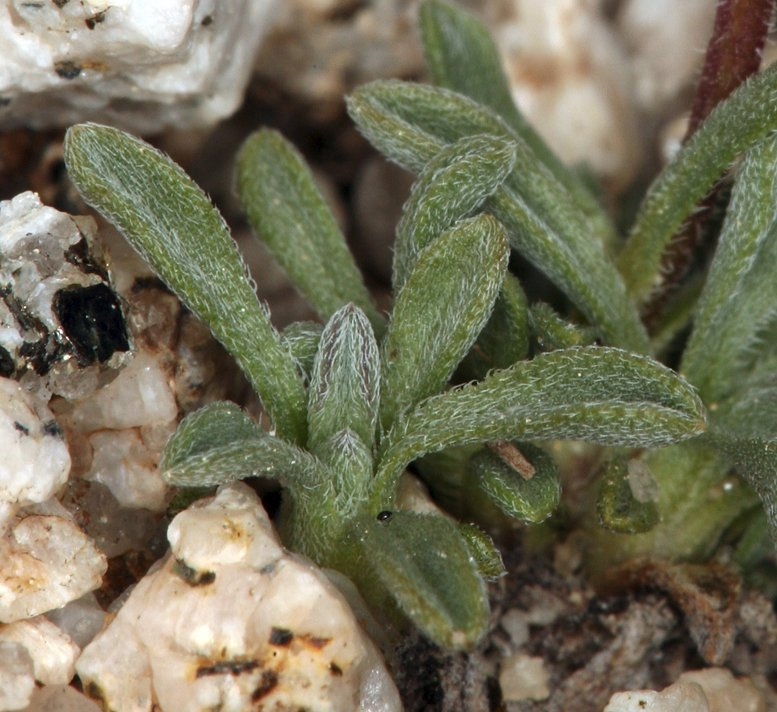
[[0, 641, 34, 711], [0, 512, 107, 623], [22, 684, 102, 712], [499, 653, 550, 702], [604, 681, 709, 712], [77, 482, 401, 712], [0, 616, 79, 686], [0, 0, 279, 132]]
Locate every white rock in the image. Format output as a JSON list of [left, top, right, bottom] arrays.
[[0, 615, 79, 686], [0, 0, 279, 132], [499, 653, 550, 702], [86, 428, 168, 512], [45, 594, 107, 650], [77, 482, 401, 712], [604, 681, 709, 712], [0, 641, 34, 711], [68, 351, 177, 432], [0, 377, 70, 526], [677, 669, 765, 712], [618, 0, 716, 110], [0, 510, 107, 623], [496, 0, 640, 190], [23, 684, 102, 712]]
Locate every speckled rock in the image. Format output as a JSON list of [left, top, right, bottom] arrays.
[[0, 377, 70, 526], [0, 501, 107, 624], [0, 0, 279, 132], [76, 482, 401, 712]]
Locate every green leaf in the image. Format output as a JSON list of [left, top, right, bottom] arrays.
[[457, 522, 505, 582], [379, 214, 508, 430], [347, 81, 648, 353], [418, 0, 613, 245], [618, 62, 777, 303], [529, 302, 598, 352], [468, 442, 560, 523], [353, 511, 489, 649], [596, 454, 660, 534], [161, 401, 263, 471], [394, 134, 516, 291], [308, 304, 380, 455], [236, 129, 382, 329], [162, 427, 329, 492], [681, 132, 777, 404], [281, 321, 322, 380], [374, 346, 706, 504], [63, 123, 307, 444]]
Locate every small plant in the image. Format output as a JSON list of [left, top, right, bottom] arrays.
[[62, 0, 777, 651]]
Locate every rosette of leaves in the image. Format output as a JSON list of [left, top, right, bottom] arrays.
[[63, 5, 717, 648]]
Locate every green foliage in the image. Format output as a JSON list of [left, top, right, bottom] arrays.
[[61, 0, 777, 652]]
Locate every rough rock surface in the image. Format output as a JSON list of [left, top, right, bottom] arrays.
[[76, 482, 401, 712], [0, 0, 278, 132]]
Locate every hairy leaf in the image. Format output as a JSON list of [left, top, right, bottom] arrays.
[[281, 321, 323, 379], [457, 522, 505, 582], [354, 511, 489, 649], [618, 62, 777, 303], [682, 132, 777, 403], [394, 133, 516, 291], [468, 442, 561, 523], [236, 129, 381, 328], [418, 0, 613, 244], [64, 124, 307, 444], [596, 455, 660, 534], [530, 302, 598, 352], [374, 346, 706, 504], [347, 81, 648, 352], [380, 214, 508, 430], [308, 304, 380, 455]]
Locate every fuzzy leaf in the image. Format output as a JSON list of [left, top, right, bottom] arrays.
[[308, 304, 380, 455], [282, 321, 322, 379], [458, 273, 530, 380], [354, 511, 489, 649], [347, 81, 648, 353], [596, 455, 660, 534], [457, 522, 505, 582], [236, 129, 381, 328], [64, 124, 307, 444], [618, 62, 777, 303], [530, 302, 598, 352], [681, 132, 777, 404], [162, 429, 329, 492], [380, 214, 508, 430], [468, 442, 560, 523], [374, 346, 706, 504], [394, 134, 516, 290], [418, 0, 613, 244], [162, 402, 263, 472]]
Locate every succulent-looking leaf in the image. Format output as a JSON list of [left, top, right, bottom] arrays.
[[596, 455, 660, 534], [281, 321, 323, 380], [380, 214, 508, 431], [530, 302, 598, 352], [468, 442, 561, 524], [618, 61, 777, 303], [458, 273, 530, 381], [373, 346, 707, 505], [354, 511, 489, 650], [347, 81, 648, 353], [394, 134, 516, 291], [161, 402, 263, 472], [457, 522, 505, 582], [418, 0, 614, 246], [308, 304, 380, 455], [162, 433, 330, 491], [236, 129, 382, 329], [681, 132, 777, 404], [63, 123, 307, 444]]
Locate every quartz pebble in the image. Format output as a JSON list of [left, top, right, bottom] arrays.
[[0, 615, 79, 686], [0, 378, 70, 526], [23, 684, 102, 712], [0, 0, 279, 132], [499, 653, 550, 702], [0, 507, 107, 624], [76, 482, 401, 712], [603, 668, 766, 712], [0, 641, 34, 712]]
